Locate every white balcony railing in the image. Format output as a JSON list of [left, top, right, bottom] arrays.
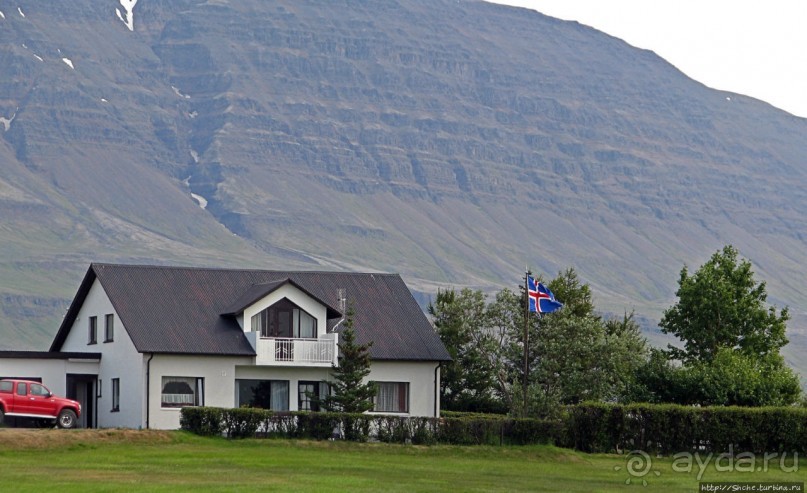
[[245, 333, 338, 367]]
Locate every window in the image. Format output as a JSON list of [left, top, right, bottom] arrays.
[[0, 381, 12, 393], [104, 314, 114, 342], [88, 316, 97, 344], [16, 382, 26, 396], [161, 377, 204, 408], [374, 382, 409, 413], [298, 381, 323, 411], [250, 299, 317, 338], [236, 379, 289, 411], [30, 383, 49, 396], [111, 378, 120, 412]]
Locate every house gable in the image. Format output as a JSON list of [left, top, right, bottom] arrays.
[[241, 282, 330, 338]]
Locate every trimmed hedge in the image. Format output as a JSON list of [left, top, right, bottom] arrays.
[[182, 403, 807, 454], [568, 402, 807, 454], [180, 407, 561, 445]]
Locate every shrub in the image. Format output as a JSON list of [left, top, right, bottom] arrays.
[[180, 406, 224, 436], [223, 407, 268, 438]]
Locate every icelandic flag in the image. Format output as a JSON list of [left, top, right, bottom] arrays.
[[528, 275, 563, 313]]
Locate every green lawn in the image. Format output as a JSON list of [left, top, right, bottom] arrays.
[[0, 429, 803, 492]]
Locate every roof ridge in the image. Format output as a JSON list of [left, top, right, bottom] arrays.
[[91, 263, 397, 276]]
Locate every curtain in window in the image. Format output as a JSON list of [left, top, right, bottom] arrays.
[[376, 382, 408, 413], [161, 377, 196, 407], [298, 310, 316, 338], [271, 380, 289, 411], [252, 311, 271, 337]]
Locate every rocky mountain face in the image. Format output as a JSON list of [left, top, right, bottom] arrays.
[[1, 0, 806, 369]]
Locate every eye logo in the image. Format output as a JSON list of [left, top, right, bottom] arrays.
[[614, 450, 661, 486]]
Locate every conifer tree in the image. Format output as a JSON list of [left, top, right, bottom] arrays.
[[322, 306, 376, 414]]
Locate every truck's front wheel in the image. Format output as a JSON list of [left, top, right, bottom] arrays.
[[57, 409, 78, 429]]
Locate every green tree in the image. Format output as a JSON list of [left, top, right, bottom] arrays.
[[637, 245, 801, 407], [659, 245, 789, 364], [533, 302, 648, 411], [546, 267, 595, 319], [603, 312, 649, 401], [486, 269, 649, 417], [484, 287, 525, 413], [322, 306, 376, 414], [428, 288, 501, 412], [533, 314, 611, 406]]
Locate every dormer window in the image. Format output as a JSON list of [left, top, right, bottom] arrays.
[[250, 298, 317, 338]]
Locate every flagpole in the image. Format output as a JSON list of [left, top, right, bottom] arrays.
[[523, 270, 530, 418]]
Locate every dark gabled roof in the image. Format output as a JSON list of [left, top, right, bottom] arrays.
[[220, 278, 341, 318], [51, 264, 451, 362]]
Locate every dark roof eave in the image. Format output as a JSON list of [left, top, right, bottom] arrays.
[[0, 351, 102, 360], [138, 350, 257, 357], [370, 356, 453, 363]]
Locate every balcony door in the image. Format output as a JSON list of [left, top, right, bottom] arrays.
[[251, 298, 317, 339]]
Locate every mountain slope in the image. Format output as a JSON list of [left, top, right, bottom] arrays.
[[1, 0, 806, 370]]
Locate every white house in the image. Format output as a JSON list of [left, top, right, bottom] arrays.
[[0, 264, 451, 429]]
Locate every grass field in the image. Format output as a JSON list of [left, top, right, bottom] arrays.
[[0, 429, 803, 492]]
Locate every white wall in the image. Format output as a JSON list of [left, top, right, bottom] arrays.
[[367, 361, 441, 417], [241, 284, 328, 337], [59, 278, 145, 428], [148, 354, 253, 429]]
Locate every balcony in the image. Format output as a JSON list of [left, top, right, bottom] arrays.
[[245, 332, 338, 367]]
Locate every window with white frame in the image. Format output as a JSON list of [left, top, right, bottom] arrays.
[[374, 382, 409, 413], [161, 377, 204, 408]]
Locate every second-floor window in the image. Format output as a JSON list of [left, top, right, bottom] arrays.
[[250, 299, 317, 338], [88, 316, 97, 344], [104, 314, 114, 342]]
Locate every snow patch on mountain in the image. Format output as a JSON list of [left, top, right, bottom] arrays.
[[115, 0, 137, 31], [17, 7, 24, 17], [191, 193, 208, 209], [62, 57, 74, 69], [172, 86, 191, 99], [0, 109, 17, 132]]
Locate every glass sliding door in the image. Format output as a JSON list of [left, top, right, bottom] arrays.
[[236, 379, 289, 411]]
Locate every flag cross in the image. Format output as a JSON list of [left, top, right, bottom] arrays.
[[527, 275, 563, 314]]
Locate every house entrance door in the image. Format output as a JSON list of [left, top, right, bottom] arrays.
[[66, 374, 96, 429]]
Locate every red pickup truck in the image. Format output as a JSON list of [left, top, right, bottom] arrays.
[[0, 379, 81, 429]]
